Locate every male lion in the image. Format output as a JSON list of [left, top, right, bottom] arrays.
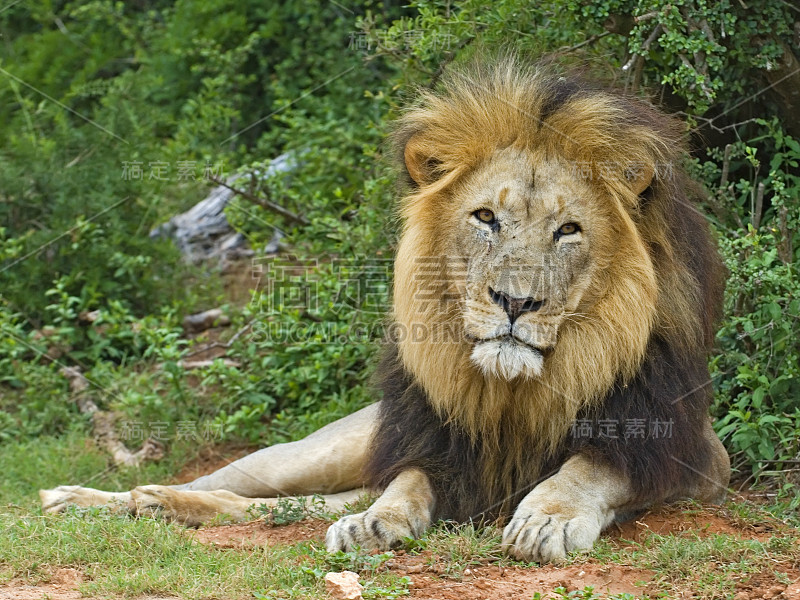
[[41, 58, 731, 563]]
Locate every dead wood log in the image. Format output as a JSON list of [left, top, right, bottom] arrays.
[[60, 367, 164, 467]]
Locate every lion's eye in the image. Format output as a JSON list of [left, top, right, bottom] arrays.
[[474, 209, 496, 224], [555, 222, 581, 239]]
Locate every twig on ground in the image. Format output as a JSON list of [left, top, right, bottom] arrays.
[[60, 366, 164, 467]]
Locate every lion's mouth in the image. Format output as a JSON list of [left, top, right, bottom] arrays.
[[469, 335, 546, 380], [470, 333, 548, 354], [491, 334, 546, 351]]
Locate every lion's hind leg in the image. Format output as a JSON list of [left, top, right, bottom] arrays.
[[40, 486, 133, 514], [40, 484, 367, 527], [130, 485, 367, 527], [40, 403, 379, 524]]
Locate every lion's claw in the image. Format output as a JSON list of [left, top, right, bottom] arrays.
[[502, 507, 602, 563], [326, 510, 418, 552]]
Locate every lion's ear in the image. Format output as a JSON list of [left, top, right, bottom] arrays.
[[403, 135, 443, 185], [628, 164, 654, 197]]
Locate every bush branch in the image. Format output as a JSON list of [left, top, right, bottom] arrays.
[[209, 176, 310, 226]]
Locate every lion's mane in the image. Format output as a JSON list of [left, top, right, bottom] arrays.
[[367, 58, 725, 521]]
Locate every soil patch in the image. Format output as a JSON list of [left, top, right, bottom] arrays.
[[0, 569, 84, 600], [183, 503, 795, 599], [190, 518, 330, 548], [392, 556, 653, 599], [734, 571, 800, 600], [609, 503, 779, 543]]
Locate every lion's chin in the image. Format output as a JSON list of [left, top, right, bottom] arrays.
[[470, 338, 544, 380]]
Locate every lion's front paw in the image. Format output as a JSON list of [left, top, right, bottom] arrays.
[[325, 510, 422, 552], [502, 506, 603, 563], [39, 486, 132, 514]]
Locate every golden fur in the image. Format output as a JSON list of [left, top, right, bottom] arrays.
[[388, 58, 706, 491]]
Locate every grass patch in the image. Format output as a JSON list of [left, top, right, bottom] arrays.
[[407, 521, 508, 578], [0, 509, 411, 599], [249, 494, 339, 525], [0, 432, 409, 599], [1, 510, 283, 595]]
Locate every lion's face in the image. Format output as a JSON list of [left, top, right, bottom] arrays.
[[389, 60, 693, 443], [440, 147, 608, 380]]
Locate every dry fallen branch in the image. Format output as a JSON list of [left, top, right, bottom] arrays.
[[621, 24, 662, 92], [207, 175, 309, 226], [634, 11, 659, 23], [720, 144, 732, 188], [176, 359, 241, 369], [60, 366, 164, 467]]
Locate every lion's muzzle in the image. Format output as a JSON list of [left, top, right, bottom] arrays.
[[470, 336, 545, 380]]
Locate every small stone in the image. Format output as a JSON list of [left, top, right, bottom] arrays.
[[784, 583, 800, 600], [733, 592, 749, 600], [79, 309, 101, 323], [325, 571, 363, 600]]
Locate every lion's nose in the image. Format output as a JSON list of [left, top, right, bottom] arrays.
[[488, 287, 545, 323]]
